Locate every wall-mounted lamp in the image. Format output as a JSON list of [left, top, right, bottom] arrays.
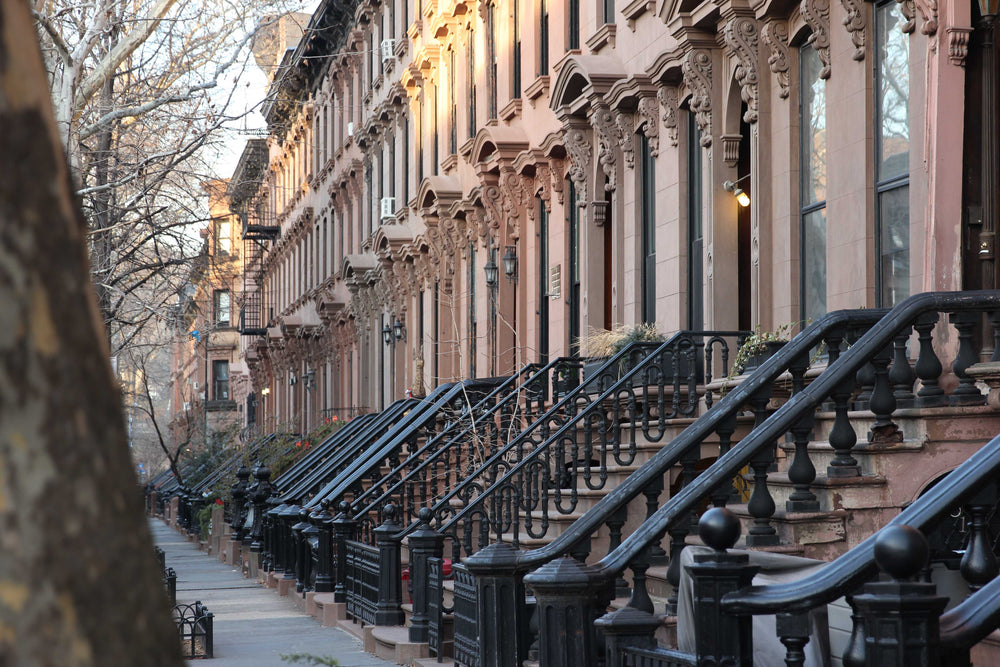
[[503, 245, 518, 283], [484, 257, 499, 287], [302, 370, 316, 392], [723, 175, 752, 208], [979, 0, 998, 18], [261, 387, 271, 396], [393, 319, 405, 342], [289, 373, 298, 386], [382, 323, 393, 345]]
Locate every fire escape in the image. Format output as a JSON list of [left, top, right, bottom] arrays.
[[238, 204, 278, 337]]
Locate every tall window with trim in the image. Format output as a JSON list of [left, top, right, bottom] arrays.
[[640, 132, 656, 324], [468, 30, 477, 138], [603, 0, 615, 24], [449, 49, 458, 154], [512, 0, 521, 98], [568, 0, 580, 49], [875, 0, 910, 306], [212, 360, 229, 401], [687, 113, 703, 329], [539, 0, 549, 76], [214, 219, 232, 255], [800, 43, 827, 322], [214, 290, 231, 327], [488, 4, 498, 118]]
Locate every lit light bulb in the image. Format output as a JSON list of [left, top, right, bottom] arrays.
[[734, 188, 751, 208]]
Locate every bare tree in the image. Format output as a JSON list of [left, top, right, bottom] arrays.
[[0, 0, 182, 660], [32, 0, 298, 354]]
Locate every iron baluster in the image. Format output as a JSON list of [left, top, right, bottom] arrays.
[[950, 312, 986, 406], [914, 312, 947, 407], [867, 343, 902, 443], [827, 372, 860, 477], [746, 388, 779, 547], [959, 486, 999, 593], [709, 413, 739, 508], [889, 330, 916, 408], [776, 612, 811, 667], [786, 351, 819, 512]]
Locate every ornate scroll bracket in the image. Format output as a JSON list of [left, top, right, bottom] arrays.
[[760, 21, 791, 99], [562, 123, 592, 203], [589, 101, 625, 191], [723, 15, 760, 124], [801, 0, 832, 79], [657, 86, 680, 146], [636, 96, 660, 157], [841, 0, 867, 61], [681, 49, 713, 147], [947, 26, 971, 67]]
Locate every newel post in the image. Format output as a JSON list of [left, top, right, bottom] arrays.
[[374, 503, 405, 626], [850, 525, 947, 667], [523, 554, 610, 667], [408, 507, 444, 643], [465, 542, 532, 667], [332, 501, 356, 603], [686, 508, 759, 666], [311, 501, 334, 593]]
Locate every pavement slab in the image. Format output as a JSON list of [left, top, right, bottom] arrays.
[[150, 519, 393, 667]]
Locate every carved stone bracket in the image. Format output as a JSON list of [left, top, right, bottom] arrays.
[[614, 110, 637, 169], [723, 15, 760, 124], [591, 200, 610, 226], [897, 0, 917, 34], [841, 0, 866, 61], [588, 101, 625, 191], [760, 20, 791, 99], [911, 0, 938, 35], [682, 49, 713, 146], [657, 86, 680, 146], [636, 96, 660, 156], [801, 0, 832, 79], [562, 122, 592, 203], [947, 27, 972, 67], [721, 134, 742, 167]]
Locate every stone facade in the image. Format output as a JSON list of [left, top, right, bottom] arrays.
[[234, 0, 986, 428]]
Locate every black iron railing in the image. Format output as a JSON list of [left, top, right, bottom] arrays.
[[173, 601, 214, 659], [513, 290, 1000, 667]]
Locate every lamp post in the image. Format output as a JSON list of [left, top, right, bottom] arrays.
[[980, 0, 999, 293], [502, 245, 519, 371]]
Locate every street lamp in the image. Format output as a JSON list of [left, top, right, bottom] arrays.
[[393, 319, 405, 341], [484, 257, 499, 287], [382, 323, 393, 345], [980, 0, 999, 17], [503, 245, 518, 283]]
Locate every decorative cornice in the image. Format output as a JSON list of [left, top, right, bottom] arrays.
[[800, 0, 831, 79], [760, 20, 791, 100], [681, 49, 713, 147], [722, 15, 760, 124]]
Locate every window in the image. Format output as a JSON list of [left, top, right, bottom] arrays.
[[214, 219, 232, 255], [687, 113, 703, 329], [875, 0, 910, 306], [467, 31, 477, 138], [449, 49, 458, 154], [488, 4, 498, 118], [603, 0, 615, 24], [640, 132, 656, 324], [212, 360, 229, 401], [512, 0, 521, 98], [800, 43, 827, 322], [539, 0, 549, 76], [568, 180, 581, 349], [214, 290, 231, 326], [568, 0, 580, 50]]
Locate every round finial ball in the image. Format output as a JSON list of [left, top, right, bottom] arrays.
[[383, 503, 397, 520], [418, 507, 434, 524], [338, 500, 351, 513], [874, 525, 928, 581], [699, 508, 742, 552]]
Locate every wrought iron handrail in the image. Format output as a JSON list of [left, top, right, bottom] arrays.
[[305, 378, 506, 511], [437, 330, 747, 547], [277, 398, 422, 504], [939, 555, 1000, 650], [352, 358, 580, 522], [589, 290, 1000, 584], [271, 411, 380, 497], [192, 432, 281, 494]]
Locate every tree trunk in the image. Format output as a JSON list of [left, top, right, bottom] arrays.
[[0, 0, 183, 663]]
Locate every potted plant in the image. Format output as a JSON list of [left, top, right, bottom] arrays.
[[575, 324, 666, 391], [730, 322, 796, 377]]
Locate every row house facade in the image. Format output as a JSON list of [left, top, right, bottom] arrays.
[[168, 180, 244, 448], [232, 0, 995, 429]]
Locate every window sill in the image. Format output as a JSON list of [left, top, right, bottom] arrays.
[[586, 24, 617, 52], [622, 0, 656, 29], [499, 98, 522, 122], [441, 153, 459, 173], [525, 76, 550, 101], [205, 400, 237, 412]]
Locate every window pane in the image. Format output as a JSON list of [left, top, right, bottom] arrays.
[[802, 209, 827, 322], [877, 1, 909, 181], [879, 185, 910, 306], [800, 45, 826, 206]]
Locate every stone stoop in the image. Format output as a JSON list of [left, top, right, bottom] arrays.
[[311, 593, 347, 627], [272, 573, 296, 596], [368, 625, 430, 665], [972, 629, 1000, 664], [336, 617, 365, 641], [412, 658, 455, 667]]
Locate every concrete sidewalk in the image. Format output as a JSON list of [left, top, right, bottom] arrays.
[[150, 519, 392, 667]]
